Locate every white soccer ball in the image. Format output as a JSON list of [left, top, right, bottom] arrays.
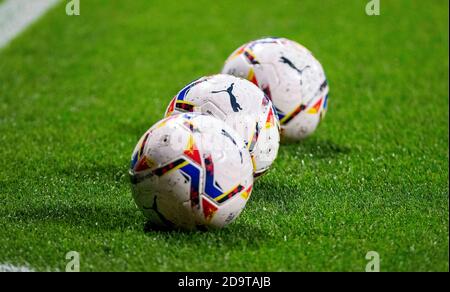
[[222, 37, 329, 141], [129, 113, 254, 230], [165, 74, 280, 177]]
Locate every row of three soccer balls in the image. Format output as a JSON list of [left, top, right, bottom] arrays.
[[129, 37, 330, 230]]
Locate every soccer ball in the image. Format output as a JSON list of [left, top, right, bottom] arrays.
[[222, 37, 329, 141], [164, 74, 280, 177], [129, 113, 254, 230]]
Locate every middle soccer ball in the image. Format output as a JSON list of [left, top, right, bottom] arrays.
[[165, 74, 280, 177]]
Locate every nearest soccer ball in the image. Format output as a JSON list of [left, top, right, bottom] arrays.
[[222, 37, 329, 141], [165, 74, 280, 177], [129, 113, 254, 230]]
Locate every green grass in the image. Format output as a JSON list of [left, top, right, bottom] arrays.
[[0, 0, 448, 271]]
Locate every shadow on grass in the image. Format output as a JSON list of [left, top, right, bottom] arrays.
[[248, 138, 351, 205], [279, 137, 351, 159], [249, 178, 313, 210], [5, 205, 274, 246], [143, 220, 274, 248]]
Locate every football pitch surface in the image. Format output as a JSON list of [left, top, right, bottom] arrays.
[[0, 0, 448, 271]]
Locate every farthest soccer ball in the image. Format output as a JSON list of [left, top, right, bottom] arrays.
[[129, 113, 254, 230], [165, 74, 280, 177], [222, 37, 329, 141]]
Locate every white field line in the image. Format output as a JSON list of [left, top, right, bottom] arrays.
[[0, 0, 60, 49], [0, 263, 34, 272]]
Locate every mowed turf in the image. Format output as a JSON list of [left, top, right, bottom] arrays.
[[0, 0, 448, 271]]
